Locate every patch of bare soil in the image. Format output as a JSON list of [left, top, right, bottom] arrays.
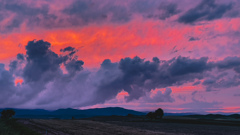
[[18, 119, 178, 135]]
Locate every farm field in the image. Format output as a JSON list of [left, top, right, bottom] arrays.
[[18, 118, 240, 135], [18, 119, 174, 135]]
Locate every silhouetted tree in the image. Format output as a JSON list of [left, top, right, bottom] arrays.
[[146, 108, 164, 121], [1, 109, 15, 120], [154, 108, 164, 119], [147, 112, 156, 120]]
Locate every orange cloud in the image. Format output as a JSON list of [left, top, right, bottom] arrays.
[[15, 78, 23, 86], [1, 18, 240, 69], [0, 19, 196, 68]]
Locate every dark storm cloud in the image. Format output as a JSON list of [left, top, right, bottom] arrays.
[[1, 40, 240, 109], [168, 56, 211, 76], [0, 40, 85, 108], [178, 0, 232, 24], [23, 40, 62, 82], [22, 40, 84, 83], [88, 56, 213, 105], [0, 40, 85, 107], [92, 56, 240, 104]]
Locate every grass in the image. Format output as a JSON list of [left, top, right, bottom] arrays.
[[0, 119, 40, 135]]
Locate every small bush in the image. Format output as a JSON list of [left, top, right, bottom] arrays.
[[1, 109, 15, 120]]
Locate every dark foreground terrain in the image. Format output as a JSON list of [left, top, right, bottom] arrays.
[[18, 119, 172, 135], [17, 116, 240, 135]]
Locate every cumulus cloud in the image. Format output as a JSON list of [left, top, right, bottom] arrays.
[[1, 40, 240, 109], [0, 40, 84, 108]]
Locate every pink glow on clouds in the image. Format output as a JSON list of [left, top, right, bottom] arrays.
[[1, 17, 240, 68], [0, 0, 240, 113], [14, 78, 23, 86], [207, 107, 240, 113]]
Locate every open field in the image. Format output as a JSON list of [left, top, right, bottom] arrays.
[[18, 117, 240, 135], [18, 119, 175, 135], [106, 120, 240, 135]]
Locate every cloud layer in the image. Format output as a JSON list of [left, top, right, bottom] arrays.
[[1, 40, 240, 110], [0, 0, 240, 112], [0, 0, 238, 33]]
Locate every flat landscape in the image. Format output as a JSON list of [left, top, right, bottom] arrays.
[[18, 117, 240, 135], [18, 119, 173, 135]]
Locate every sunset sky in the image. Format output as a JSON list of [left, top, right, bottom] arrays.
[[0, 0, 240, 113]]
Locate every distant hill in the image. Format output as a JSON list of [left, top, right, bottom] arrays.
[[0, 107, 146, 119]]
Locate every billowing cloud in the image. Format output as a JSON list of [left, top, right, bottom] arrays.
[[0, 40, 84, 108], [1, 40, 240, 109]]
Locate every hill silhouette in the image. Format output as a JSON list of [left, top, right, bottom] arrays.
[[0, 107, 146, 119]]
